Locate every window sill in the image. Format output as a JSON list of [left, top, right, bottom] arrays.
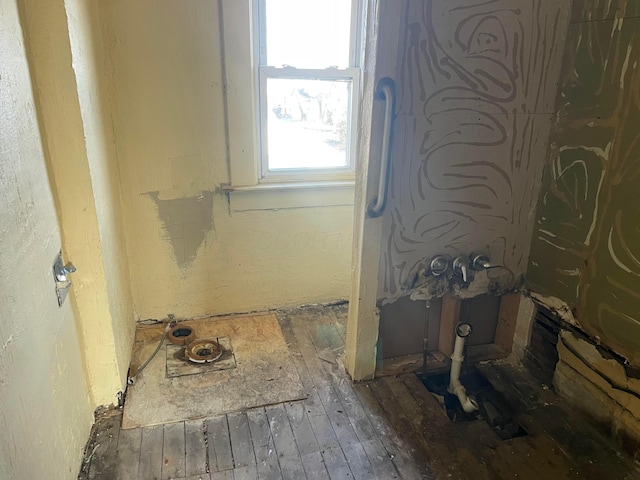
[[222, 181, 355, 212]]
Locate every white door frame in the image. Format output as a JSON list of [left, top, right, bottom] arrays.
[[345, 0, 403, 381]]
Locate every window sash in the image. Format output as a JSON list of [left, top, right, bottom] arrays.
[[255, 0, 362, 68], [257, 66, 360, 182]]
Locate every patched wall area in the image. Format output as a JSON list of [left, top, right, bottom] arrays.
[[378, 0, 572, 301], [528, 0, 640, 366], [101, 0, 354, 319]]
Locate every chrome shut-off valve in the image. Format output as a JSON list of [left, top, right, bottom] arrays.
[[471, 254, 491, 270], [429, 255, 450, 276], [452, 256, 470, 283]]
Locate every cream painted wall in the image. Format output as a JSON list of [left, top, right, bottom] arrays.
[[20, 0, 136, 406], [102, 0, 354, 320], [64, 0, 136, 398], [0, 0, 92, 478]]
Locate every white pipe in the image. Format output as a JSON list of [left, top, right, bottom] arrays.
[[448, 323, 479, 413]]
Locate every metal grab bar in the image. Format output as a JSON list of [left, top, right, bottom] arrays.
[[367, 77, 396, 218]]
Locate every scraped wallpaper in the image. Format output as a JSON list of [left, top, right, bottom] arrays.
[[378, 0, 571, 300], [528, 0, 640, 365]]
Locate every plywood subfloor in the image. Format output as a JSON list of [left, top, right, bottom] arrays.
[[122, 313, 305, 429], [81, 304, 640, 480]]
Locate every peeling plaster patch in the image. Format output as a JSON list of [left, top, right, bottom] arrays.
[[147, 191, 214, 268], [529, 291, 580, 327], [559, 330, 629, 389], [408, 268, 517, 302]]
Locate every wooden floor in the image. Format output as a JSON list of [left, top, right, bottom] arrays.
[[79, 305, 640, 480]]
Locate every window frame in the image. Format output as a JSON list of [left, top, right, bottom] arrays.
[[254, 0, 362, 184]]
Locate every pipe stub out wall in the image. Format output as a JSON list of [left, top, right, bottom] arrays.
[[456, 322, 472, 338], [449, 322, 479, 413]]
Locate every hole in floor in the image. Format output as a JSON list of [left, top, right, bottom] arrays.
[[172, 328, 193, 337], [417, 367, 528, 440]]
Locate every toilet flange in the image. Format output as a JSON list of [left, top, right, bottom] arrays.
[[185, 339, 223, 363]]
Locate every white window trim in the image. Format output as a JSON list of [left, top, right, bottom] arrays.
[[221, 0, 362, 193]]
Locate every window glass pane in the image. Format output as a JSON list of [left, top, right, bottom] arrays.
[[265, 78, 351, 170], [264, 0, 352, 68]]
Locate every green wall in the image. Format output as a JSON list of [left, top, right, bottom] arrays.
[[528, 0, 640, 365]]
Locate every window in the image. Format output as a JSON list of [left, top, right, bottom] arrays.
[[255, 0, 361, 182]]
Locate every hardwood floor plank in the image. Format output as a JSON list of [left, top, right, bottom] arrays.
[[352, 380, 425, 480], [306, 411, 339, 449], [115, 427, 142, 480], [247, 408, 281, 480], [279, 456, 306, 480], [360, 438, 400, 480], [207, 415, 234, 472], [210, 471, 233, 480], [91, 305, 640, 480], [162, 422, 186, 479], [369, 378, 437, 477], [316, 318, 345, 355], [520, 433, 580, 478], [265, 404, 298, 458], [301, 451, 330, 480], [327, 306, 347, 344], [139, 425, 164, 480], [321, 446, 353, 480], [247, 408, 271, 449], [232, 465, 258, 480], [352, 383, 395, 439], [284, 401, 319, 455], [342, 443, 374, 480], [320, 362, 376, 443], [387, 447, 427, 480], [277, 313, 327, 420], [383, 375, 484, 479], [290, 314, 359, 447], [228, 412, 256, 468], [185, 420, 208, 476]]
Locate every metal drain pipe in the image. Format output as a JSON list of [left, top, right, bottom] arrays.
[[448, 323, 479, 413], [127, 319, 176, 385]]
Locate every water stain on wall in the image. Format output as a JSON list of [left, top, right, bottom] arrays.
[[528, 0, 640, 365], [379, 0, 571, 299], [147, 191, 214, 268]]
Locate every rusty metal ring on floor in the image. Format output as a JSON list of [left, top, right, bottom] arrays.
[[185, 339, 223, 363], [167, 324, 197, 346]]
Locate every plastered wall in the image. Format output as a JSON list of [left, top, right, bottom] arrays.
[[378, 0, 572, 301], [0, 0, 92, 477], [64, 0, 136, 395], [528, 0, 640, 366], [20, 0, 135, 406], [101, 0, 354, 320]]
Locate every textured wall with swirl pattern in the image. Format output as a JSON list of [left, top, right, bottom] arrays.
[[528, 0, 640, 365], [378, 0, 571, 300]]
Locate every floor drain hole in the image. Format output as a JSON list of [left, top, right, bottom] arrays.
[[172, 328, 192, 337], [417, 368, 528, 440]]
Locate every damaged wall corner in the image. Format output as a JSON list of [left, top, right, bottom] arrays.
[[524, 0, 640, 456], [554, 330, 640, 460]]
